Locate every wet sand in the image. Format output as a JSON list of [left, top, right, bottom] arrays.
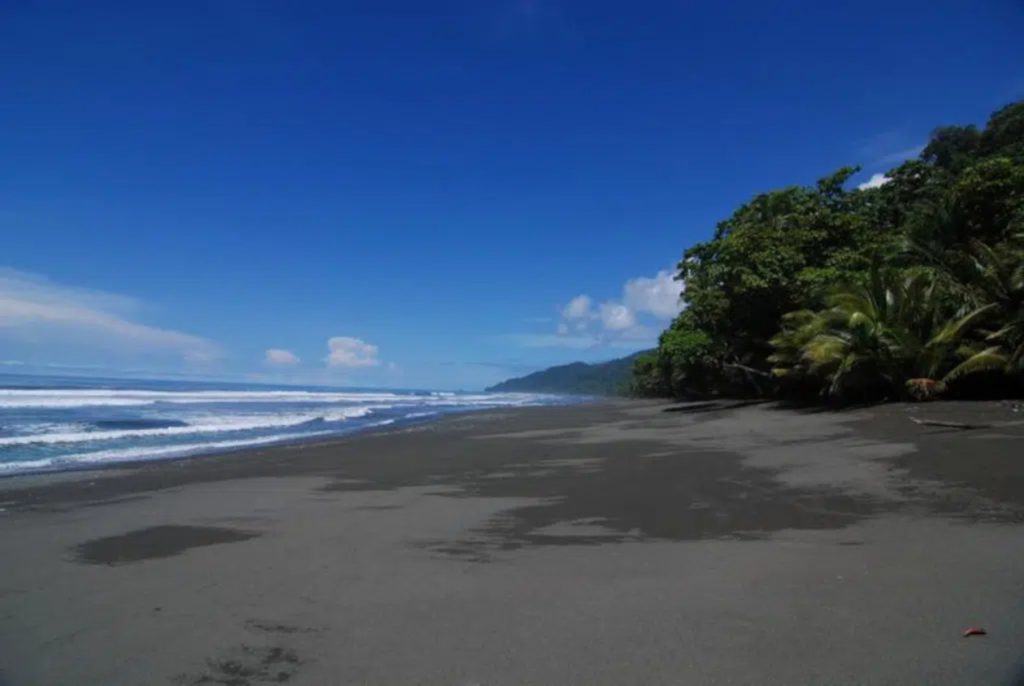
[[1, 399, 1023, 684]]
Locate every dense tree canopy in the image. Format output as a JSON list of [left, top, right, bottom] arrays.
[[634, 100, 1024, 402]]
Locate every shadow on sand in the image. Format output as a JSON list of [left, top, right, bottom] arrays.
[[661, 399, 770, 414]]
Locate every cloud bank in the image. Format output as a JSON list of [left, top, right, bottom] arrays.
[[0, 268, 220, 363]]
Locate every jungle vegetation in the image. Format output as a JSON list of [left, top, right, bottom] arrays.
[[633, 101, 1024, 403]]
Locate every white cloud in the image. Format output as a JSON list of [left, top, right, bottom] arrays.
[[0, 268, 137, 313], [0, 268, 220, 362], [598, 302, 636, 331], [325, 336, 380, 367], [857, 173, 891, 190], [561, 294, 593, 320], [622, 269, 683, 319], [543, 267, 681, 349], [264, 348, 300, 366]]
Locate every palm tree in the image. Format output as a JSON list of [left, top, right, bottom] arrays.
[[917, 238, 1024, 379], [769, 269, 996, 400]]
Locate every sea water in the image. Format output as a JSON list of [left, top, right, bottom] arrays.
[[0, 374, 566, 476]]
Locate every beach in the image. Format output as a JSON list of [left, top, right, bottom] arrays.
[[1, 399, 1023, 685]]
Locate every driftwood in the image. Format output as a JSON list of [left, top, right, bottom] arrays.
[[909, 417, 992, 430], [722, 362, 773, 378]]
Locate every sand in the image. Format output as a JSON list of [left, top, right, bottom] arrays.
[[1, 399, 1022, 685]]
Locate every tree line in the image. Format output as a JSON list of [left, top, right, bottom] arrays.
[[633, 100, 1024, 403]]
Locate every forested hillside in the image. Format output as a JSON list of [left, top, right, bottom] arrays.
[[634, 101, 1024, 402], [488, 352, 646, 396]]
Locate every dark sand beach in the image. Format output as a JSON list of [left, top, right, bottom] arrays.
[[1, 400, 1023, 685]]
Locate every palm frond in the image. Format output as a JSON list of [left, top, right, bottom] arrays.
[[930, 303, 999, 345], [942, 347, 1009, 382]]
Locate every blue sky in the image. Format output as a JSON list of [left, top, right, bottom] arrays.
[[1, 1, 1022, 390]]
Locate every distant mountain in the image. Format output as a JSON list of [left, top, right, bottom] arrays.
[[486, 352, 649, 396]]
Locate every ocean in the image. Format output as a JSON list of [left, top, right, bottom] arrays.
[[0, 374, 568, 476]]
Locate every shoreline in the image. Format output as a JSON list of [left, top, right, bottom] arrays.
[[1, 395, 1015, 482], [0, 400, 578, 484], [2, 399, 1023, 684], [3, 397, 1023, 518]]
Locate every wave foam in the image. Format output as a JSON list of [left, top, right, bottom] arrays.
[[0, 389, 411, 409], [0, 385, 563, 476], [0, 417, 402, 475], [0, 406, 377, 448], [0, 431, 338, 475], [0, 389, 556, 409]]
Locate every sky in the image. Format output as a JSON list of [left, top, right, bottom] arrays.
[[1, 1, 1022, 390]]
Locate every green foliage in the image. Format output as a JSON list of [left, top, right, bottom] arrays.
[[952, 157, 1024, 239], [638, 99, 1024, 402], [659, 315, 714, 373], [922, 125, 980, 173], [980, 101, 1024, 158], [630, 351, 669, 397], [644, 313, 717, 397], [769, 269, 996, 400], [674, 165, 902, 387], [941, 238, 1024, 376]]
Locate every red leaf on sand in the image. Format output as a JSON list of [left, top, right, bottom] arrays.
[[962, 627, 987, 637]]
